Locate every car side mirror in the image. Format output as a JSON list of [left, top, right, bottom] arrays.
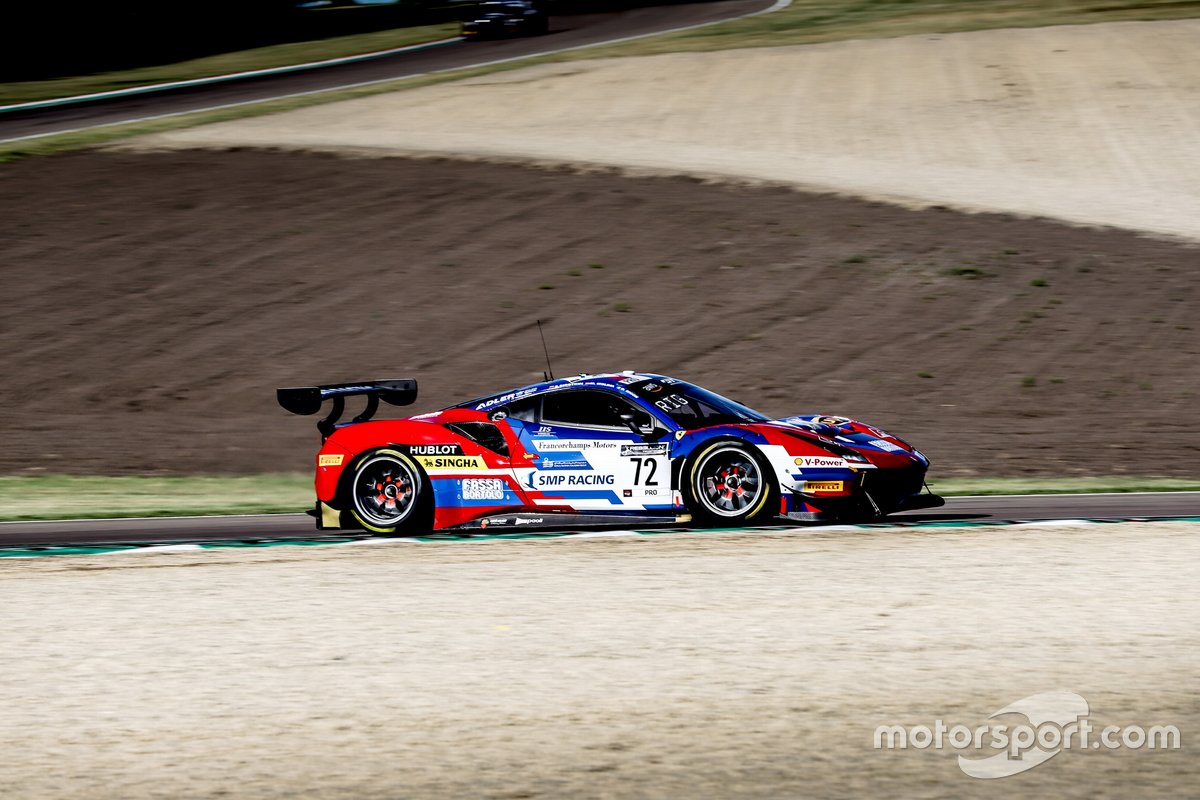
[[620, 412, 666, 442]]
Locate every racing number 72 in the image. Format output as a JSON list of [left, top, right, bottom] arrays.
[[632, 457, 659, 486]]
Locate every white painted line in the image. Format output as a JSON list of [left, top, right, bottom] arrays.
[[98, 543, 205, 554], [800, 525, 860, 532], [569, 530, 642, 539], [335, 536, 419, 546], [0, 0, 795, 145], [0, 37, 463, 114]]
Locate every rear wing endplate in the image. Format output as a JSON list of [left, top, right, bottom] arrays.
[[277, 379, 417, 440]]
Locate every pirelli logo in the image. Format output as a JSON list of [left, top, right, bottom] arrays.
[[415, 455, 487, 472], [805, 480, 845, 493], [318, 454, 345, 467]]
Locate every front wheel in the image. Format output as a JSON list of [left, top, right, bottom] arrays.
[[347, 448, 429, 534], [684, 441, 778, 527]]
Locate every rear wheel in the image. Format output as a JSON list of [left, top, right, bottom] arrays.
[[348, 448, 428, 534], [684, 441, 778, 527]]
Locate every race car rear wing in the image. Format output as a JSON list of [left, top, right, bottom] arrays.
[[277, 379, 417, 440]]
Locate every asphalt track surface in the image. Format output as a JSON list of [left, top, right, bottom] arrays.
[[0, 0, 770, 142], [2, 492, 1198, 548]]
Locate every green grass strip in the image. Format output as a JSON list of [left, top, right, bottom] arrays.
[[1, 24, 458, 106], [0, 474, 312, 521], [0, 474, 1196, 523]]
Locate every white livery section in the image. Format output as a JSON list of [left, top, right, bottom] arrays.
[[518, 437, 671, 511], [757, 444, 870, 495]]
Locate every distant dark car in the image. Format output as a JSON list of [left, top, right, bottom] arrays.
[[461, 0, 549, 38]]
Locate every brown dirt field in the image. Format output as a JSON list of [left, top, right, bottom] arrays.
[[0, 149, 1197, 477], [1, 521, 1196, 798]]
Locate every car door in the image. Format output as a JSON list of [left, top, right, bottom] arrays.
[[513, 388, 672, 513]]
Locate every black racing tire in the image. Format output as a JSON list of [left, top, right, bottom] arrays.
[[683, 440, 778, 527], [346, 448, 431, 535]]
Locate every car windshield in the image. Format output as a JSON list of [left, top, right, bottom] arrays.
[[627, 380, 770, 430]]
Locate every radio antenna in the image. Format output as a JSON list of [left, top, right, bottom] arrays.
[[537, 319, 555, 381]]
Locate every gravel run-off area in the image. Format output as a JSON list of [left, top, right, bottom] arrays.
[[134, 19, 1200, 241], [1, 521, 1196, 798]]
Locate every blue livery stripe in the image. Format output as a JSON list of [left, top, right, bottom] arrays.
[[537, 490, 623, 505]]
